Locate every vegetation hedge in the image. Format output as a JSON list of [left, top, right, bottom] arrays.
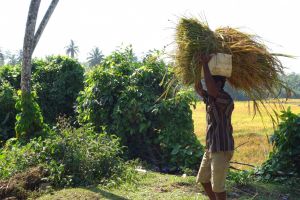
[[32, 56, 84, 124], [0, 82, 17, 143], [0, 120, 137, 187], [0, 65, 21, 90], [257, 108, 300, 183], [77, 47, 203, 172]]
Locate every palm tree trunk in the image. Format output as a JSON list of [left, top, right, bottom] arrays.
[[31, 0, 59, 55], [21, 0, 41, 94], [21, 0, 60, 94]]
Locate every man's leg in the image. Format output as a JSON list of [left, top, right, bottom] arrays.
[[210, 151, 234, 200], [215, 191, 226, 200], [196, 151, 216, 200], [201, 182, 216, 200]]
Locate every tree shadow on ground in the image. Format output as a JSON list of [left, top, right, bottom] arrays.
[[88, 187, 128, 200]]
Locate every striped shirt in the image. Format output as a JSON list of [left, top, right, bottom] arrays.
[[202, 90, 234, 152]]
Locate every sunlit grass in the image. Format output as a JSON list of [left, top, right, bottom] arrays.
[[38, 172, 300, 200], [192, 99, 300, 169]]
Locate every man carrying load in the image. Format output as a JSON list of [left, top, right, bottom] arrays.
[[194, 54, 234, 200]]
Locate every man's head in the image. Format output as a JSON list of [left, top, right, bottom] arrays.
[[212, 75, 226, 90]]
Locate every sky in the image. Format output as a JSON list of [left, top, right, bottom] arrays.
[[0, 0, 299, 73]]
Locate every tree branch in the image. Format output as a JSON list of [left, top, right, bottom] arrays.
[[230, 161, 255, 168], [234, 141, 250, 150], [229, 166, 242, 171], [31, 0, 60, 55]]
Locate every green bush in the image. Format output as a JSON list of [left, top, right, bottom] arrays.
[[15, 90, 47, 140], [0, 65, 21, 89], [77, 47, 203, 171], [228, 170, 254, 185], [258, 108, 300, 183], [153, 90, 203, 171], [0, 121, 137, 187], [0, 82, 17, 143], [32, 56, 84, 124]]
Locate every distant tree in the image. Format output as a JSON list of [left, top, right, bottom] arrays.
[[16, 49, 23, 64], [0, 48, 4, 66], [65, 40, 79, 58], [2, 50, 23, 66], [7, 54, 18, 66], [87, 47, 103, 67], [281, 73, 300, 98]]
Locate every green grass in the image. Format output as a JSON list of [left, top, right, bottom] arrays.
[[37, 172, 204, 200], [37, 172, 300, 200]]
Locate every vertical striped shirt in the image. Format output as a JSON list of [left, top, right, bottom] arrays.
[[202, 90, 234, 152]]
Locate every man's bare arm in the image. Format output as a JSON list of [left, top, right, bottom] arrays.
[[194, 79, 206, 97], [201, 55, 219, 98]]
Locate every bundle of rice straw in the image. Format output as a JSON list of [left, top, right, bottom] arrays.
[[175, 18, 218, 85], [174, 17, 290, 116]]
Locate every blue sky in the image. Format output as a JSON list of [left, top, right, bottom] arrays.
[[0, 0, 299, 73]]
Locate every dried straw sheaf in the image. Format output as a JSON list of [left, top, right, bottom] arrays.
[[215, 27, 287, 101], [175, 18, 218, 85], [174, 17, 291, 121]]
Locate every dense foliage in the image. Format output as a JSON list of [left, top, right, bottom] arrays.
[[15, 91, 47, 141], [32, 56, 84, 124], [258, 108, 300, 182], [0, 56, 84, 126], [0, 82, 17, 143], [0, 65, 21, 89], [153, 90, 203, 171], [0, 121, 137, 187], [77, 47, 203, 172]]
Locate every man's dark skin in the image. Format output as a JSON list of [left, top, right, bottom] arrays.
[[194, 54, 227, 200]]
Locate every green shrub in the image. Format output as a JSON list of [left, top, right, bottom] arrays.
[[77, 47, 203, 171], [228, 170, 254, 185], [257, 108, 300, 183], [153, 90, 203, 171], [0, 65, 21, 89], [0, 121, 137, 187], [15, 90, 47, 141], [0, 82, 17, 143], [32, 56, 84, 124]]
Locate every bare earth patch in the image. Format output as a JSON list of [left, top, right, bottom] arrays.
[[0, 166, 46, 200]]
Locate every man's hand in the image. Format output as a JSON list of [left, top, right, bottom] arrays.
[[200, 54, 212, 65], [197, 53, 219, 98], [195, 53, 214, 65]]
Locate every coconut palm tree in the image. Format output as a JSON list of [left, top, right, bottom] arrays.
[[87, 47, 104, 67], [21, 0, 59, 95], [65, 40, 79, 58]]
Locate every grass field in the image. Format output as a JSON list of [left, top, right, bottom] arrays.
[[192, 99, 300, 169], [38, 172, 300, 200]]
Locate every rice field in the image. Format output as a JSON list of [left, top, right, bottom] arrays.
[[192, 99, 300, 170]]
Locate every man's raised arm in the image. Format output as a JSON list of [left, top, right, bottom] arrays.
[[200, 54, 219, 98]]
